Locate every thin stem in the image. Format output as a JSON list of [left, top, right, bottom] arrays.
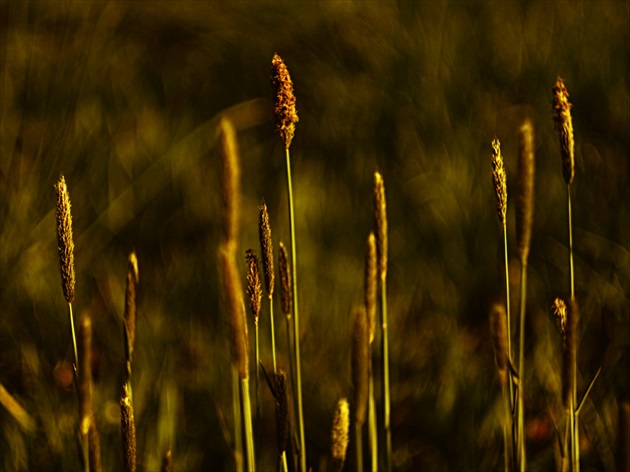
[[517, 261, 527, 472], [232, 367, 243, 471], [280, 451, 288, 472], [503, 225, 514, 413], [568, 184, 579, 472], [69, 302, 88, 472], [255, 319, 260, 464], [568, 185, 575, 301], [270, 296, 277, 375], [241, 377, 256, 472], [285, 147, 306, 472], [355, 422, 364, 472], [69, 303, 79, 372], [381, 278, 391, 472], [368, 373, 377, 471]]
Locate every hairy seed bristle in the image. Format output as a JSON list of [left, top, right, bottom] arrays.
[[88, 415, 102, 472], [552, 297, 567, 338], [278, 242, 292, 316], [124, 250, 138, 361], [330, 397, 350, 471], [490, 303, 508, 386], [245, 249, 262, 321], [271, 53, 299, 150], [55, 175, 76, 304], [516, 120, 535, 264], [373, 172, 388, 281], [552, 77, 575, 185], [274, 369, 289, 455], [562, 298, 579, 409], [365, 232, 377, 344], [259, 202, 275, 297], [492, 138, 508, 226], [79, 315, 93, 436], [219, 118, 241, 244], [352, 305, 369, 427], [161, 449, 173, 472], [121, 384, 137, 472], [220, 244, 249, 378]]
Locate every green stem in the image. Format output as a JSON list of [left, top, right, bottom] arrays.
[[255, 319, 260, 464], [568, 185, 575, 301], [568, 184, 579, 472], [232, 367, 243, 471], [368, 370, 377, 471], [241, 377, 256, 472], [285, 147, 306, 472], [503, 226, 514, 413], [381, 278, 391, 472], [270, 296, 277, 375], [517, 261, 527, 472]]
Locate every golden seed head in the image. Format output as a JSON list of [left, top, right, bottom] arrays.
[[124, 250, 139, 361], [79, 315, 93, 436], [330, 397, 350, 467], [278, 242, 292, 316], [259, 202, 275, 297], [516, 120, 535, 264], [274, 369, 289, 455], [271, 53, 299, 149], [351, 305, 369, 426], [373, 171, 388, 281], [55, 175, 76, 304], [552, 77, 575, 185], [245, 249, 262, 321], [121, 383, 137, 472], [219, 244, 249, 378], [365, 232, 377, 344], [218, 118, 241, 244], [562, 299, 579, 409], [552, 297, 568, 338], [490, 303, 508, 386], [491, 138, 508, 226]]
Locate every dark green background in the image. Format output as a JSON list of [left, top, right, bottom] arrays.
[[1, 1, 628, 470]]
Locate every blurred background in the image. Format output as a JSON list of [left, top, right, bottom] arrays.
[[1, 1, 628, 470]]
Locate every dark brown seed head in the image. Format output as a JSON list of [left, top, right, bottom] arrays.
[[274, 369, 289, 456], [492, 138, 508, 226], [259, 202, 275, 297], [220, 243, 249, 379], [121, 384, 137, 472], [278, 242, 292, 316], [373, 172, 388, 281], [245, 249, 262, 321], [365, 232, 377, 344], [124, 251, 139, 362], [490, 303, 508, 387], [271, 54, 299, 150], [562, 299, 579, 409], [55, 175, 76, 304], [219, 118, 241, 244], [552, 77, 575, 185], [516, 120, 535, 264], [351, 305, 369, 427], [330, 397, 350, 471], [79, 315, 93, 436]]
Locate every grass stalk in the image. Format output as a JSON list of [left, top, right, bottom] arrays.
[[517, 261, 527, 472], [232, 367, 244, 471], [355, 422, 364, 472], [241, 377, 256, 471], [381, 279, 391, 471]]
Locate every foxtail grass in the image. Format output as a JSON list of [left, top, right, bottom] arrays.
[[373, 171, 391, 471], [330, 398, 350, 472], [271, 53, 305, 472], [246, 248, 263, 461], [516, 120, 535, 472], [352, 305, 369, 472], [123, 251, 139, 390], [364, 233, 378, 470], [259, 202, 278, 375]]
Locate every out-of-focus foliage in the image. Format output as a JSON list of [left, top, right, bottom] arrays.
[[1, 1, 628, 470]]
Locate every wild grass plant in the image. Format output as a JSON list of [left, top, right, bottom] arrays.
[[1, 3, 628, 472]]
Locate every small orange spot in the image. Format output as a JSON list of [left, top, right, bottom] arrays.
[[53, 360, 74, 390]]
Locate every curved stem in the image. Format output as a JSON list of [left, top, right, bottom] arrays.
[[517, 261, 527, 472], [503, 226, 514, 413], [270, 296, 277, 375]]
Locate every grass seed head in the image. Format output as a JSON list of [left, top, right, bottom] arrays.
[[55, 175, 76, 304], [516, 120, 535, 264], [365, 232, 377, 344], [330, 397, 350, 471], [271, 53, 299, 150], [278, 242, 292, 316], [219, 118, 241, 244], [274, 369, 289, 456], [373, 171, 388, 281], [124, 250, 139, 361], [552, 77, 575, 185], [490, 303, 508, 386], [491, 138, 508, 226], [259, 202, 275, 297], [245, 249, 262, 321], [352, 305, 369, 427]]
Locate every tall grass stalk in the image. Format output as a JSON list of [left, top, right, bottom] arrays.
[[246, 249, 263, 459], [365, 233, 378, 470], [352, 306, 369, 472], [516, 120, 535, 472], [373, 171, 391, 471], [259, 202, 278, 375], [271, 53, 305, 472]]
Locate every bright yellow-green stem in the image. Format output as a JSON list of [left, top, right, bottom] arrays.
[[517, 262, 527, 472], [381, 278, 391, 472], [270, 296, 277, 375], [241, 377, 256, 471]]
